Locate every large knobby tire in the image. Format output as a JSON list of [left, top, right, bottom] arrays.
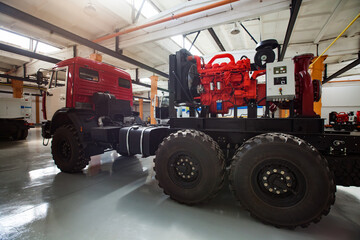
[[51, 125, 90, 173], [229, 133, 335, 228], [154, 129, 225, 205]]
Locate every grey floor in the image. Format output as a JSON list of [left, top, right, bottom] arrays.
[[0, 128, 359, 240]]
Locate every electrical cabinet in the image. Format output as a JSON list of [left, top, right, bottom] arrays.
[[266, 60, 295, 101]]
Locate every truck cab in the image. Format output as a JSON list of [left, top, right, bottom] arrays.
[[42, 57, 133, 120], [40, 57, 136, 172]]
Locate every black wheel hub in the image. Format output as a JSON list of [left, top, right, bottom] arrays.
[[168, 153, 201, 188], [252, 160, 306, 207], [60, 140, 71, 160], [260, 166, 295, 195]]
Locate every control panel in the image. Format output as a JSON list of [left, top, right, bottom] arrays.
[[266, 60, 295, 101]]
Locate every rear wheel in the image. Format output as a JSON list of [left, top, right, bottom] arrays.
[[229, 133, 335, 228], [154, 129, 225, 204], [52, 125, 90, 173]]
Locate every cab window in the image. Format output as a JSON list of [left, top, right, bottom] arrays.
[[49, 68, 66, 88], [79, 67, 99, 81], [118, 77, 130, 88]]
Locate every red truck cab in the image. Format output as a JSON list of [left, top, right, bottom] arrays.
[[43, 57, 133, 120]]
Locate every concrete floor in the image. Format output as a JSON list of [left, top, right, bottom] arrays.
[[0, 128, 360, 240]]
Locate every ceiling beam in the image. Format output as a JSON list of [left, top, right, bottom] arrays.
[[314, 0, 348, 44], [279, 0, 302, 61], [323, 54, 360, 84], [0, 43, 61, 64], [0, 2, 168, 78], [207, 28, 226, 52], [117, 0, 291, 49]]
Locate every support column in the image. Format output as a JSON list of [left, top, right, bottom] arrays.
[[11, 79, 23, 98], [150, 75, 158, 124], [139, 99, 143, 120], [310, 55, 327, 116]]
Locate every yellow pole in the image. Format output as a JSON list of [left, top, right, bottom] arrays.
[[310, 13, 359, 67], [150, 75, 158, 124], [139, 99, 143, 120], [310, 56, 327, 116]]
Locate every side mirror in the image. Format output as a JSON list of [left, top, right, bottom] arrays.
[[36, 70, 44, 85]]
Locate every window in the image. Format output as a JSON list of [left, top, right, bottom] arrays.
[[49, 69, 66, 88], [79, 67, 99, 81], [118, 78, 131, 88]]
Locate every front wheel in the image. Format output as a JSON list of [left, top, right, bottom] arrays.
[[51, 125, 90, 173], [229, 133, 335, 228]]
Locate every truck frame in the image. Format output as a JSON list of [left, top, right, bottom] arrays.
[[41, 41, 360, 229]]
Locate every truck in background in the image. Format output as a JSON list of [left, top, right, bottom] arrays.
[[0, 97, 32, 140]]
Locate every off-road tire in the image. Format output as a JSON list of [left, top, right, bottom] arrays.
[[229, 133, 335, 228], [52, 125, 90, 173], [154, 129, 225, 205]]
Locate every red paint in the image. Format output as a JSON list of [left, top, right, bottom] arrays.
[[54, 57, 133, 108], [336, 112, 349, 123], [293, 54, 316, 117], [190, 54, 265, 114]]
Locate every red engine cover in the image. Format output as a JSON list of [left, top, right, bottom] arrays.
[[190, 54, 265, 114]]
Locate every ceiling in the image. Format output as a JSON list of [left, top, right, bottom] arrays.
[[0, 0, 359, 95]]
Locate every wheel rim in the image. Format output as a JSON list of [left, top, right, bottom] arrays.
[[252, 159, 306, 207], [60, 139, 71, 161], [168, 152, 201, 189]]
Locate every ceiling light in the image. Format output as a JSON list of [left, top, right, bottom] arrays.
[[84, 0, 97, 16], [231, 22, 240, 35]]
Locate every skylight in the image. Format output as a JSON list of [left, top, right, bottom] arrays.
[[0, 29, 61, 53], [171, 35, 203, 56], [125, 0, 159, 19], [0, 29, 29, 49], [36, 42, 61, 53]]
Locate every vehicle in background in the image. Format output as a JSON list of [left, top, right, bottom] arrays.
[[0, 97, 32, 140]]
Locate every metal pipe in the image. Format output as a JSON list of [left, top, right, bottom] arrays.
[[239, 23, 258, 44], [189, 31, 200, 51], [207, 28, 226, 52], [279, 0, 302, 61], [323, 57, 360, 84], [0, 43, 61, 64], [93, 0, 240, 43]]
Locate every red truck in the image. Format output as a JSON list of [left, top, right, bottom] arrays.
[[41, 57, 137, 172]]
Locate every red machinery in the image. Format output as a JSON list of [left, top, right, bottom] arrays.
[[187, 53, 320, 117], [188, 54, 265, 114], [329, 111, 360, 131]]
